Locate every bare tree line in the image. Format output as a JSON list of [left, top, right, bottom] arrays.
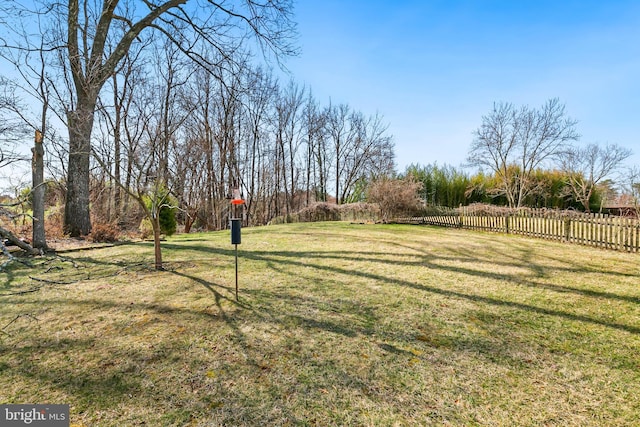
[[0, 0, 393, 239], [1, 0, 301, 236], [91, 45, 395, 231]]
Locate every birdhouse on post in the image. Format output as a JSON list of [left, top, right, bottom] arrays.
[[230, 188, 244, 244], [229, 188, 245, 300]]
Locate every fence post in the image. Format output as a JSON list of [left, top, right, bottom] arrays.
[[563, 216, 571, 242]]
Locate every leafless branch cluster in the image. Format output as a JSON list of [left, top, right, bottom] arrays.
[[468, 98, 580, 208], [560, 143, 631, 212]]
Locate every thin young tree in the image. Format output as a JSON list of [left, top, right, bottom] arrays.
[[273, 80, 305, 216], [300, 91, 326, 205]]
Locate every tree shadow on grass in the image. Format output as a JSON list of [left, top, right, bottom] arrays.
[[2, 336, 143, 409], [1, 290, 245, 419], [161, 241, 640, 372], [3, 231, 639, 425], [0, 263, 18, 289], [161, 240, 640, 308], [17, 239, 639, 337], [268, 250, 640, 335]]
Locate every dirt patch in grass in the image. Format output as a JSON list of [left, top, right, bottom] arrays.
[[1, 222, 639, 425]]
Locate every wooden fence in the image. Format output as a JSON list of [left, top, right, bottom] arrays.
[[397, 206, 640, 253]]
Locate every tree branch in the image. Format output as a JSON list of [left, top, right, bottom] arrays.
[[0, 224, 40, 255]]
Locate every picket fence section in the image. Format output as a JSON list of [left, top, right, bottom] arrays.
[[398, 206, 640, 253]]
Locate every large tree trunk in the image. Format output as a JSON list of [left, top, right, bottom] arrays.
[[64, 98, 96, 237], [31, 131, 47, 250]]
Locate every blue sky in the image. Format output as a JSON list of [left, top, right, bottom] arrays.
[[287, 0, 640, 172], [2, 0, 638, 187]]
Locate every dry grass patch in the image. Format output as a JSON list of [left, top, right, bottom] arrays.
[[1, 222, 639, 426]]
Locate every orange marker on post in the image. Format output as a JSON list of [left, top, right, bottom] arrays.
[[231, 188, 245, 205]]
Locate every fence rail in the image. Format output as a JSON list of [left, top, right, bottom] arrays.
[[397, 206, 640, 253]]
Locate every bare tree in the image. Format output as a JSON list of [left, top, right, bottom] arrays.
[[324, 104, 394, 204], [185, 57, 246, 230], [468, 98, 579, 208], [239, 66, 277, 225], [0, 77, 49, 250], [0, 78, 42, 256], [325, 103, 351, 204], [95, 23, 153, 225], [273, 80, 305, 216], [300, 91, 326, 205], [560, 142, 631, 212], [31, 130, 47, 250], [339, 111, 394, 203], [94, 62, 184, 270], [1, 66, 52, 252]]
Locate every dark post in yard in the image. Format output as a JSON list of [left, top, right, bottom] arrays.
[[230, 189, 244, 301]]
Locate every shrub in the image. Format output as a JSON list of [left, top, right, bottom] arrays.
[[142, 189, 177, 237], [158, 204, 177, 236], [89, 222, 119, 243], [337, 202, 380, 222], [367, 177, 423, 221], [270, 202, 381, 224], [296, 203, 341, 222]]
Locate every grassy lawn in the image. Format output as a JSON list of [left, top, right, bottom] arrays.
[[1, 222, 639, 426]]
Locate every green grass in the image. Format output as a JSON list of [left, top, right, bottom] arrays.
[[1, 222, 640, 426]]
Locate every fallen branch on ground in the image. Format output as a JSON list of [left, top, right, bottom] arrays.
[[28, 276, 75, 285], [0, 224, 40, 256]]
